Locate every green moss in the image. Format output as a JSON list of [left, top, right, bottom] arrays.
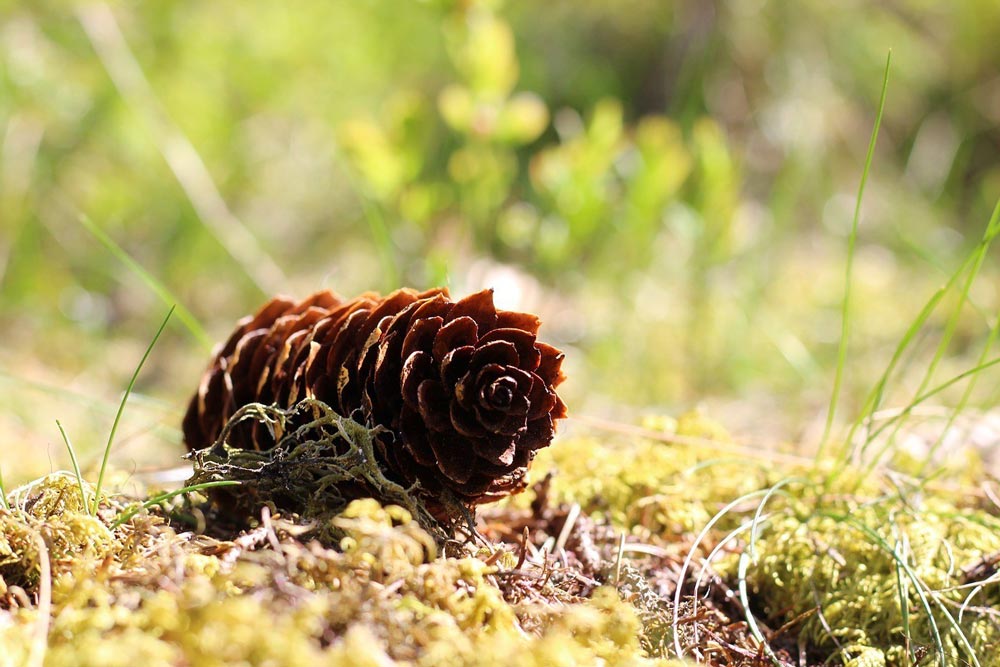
[[528, 415, 1000, 665]]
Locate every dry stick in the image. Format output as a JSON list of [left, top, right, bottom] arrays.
[[76, 3, 286, 295]]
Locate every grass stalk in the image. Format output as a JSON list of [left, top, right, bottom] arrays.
[[672, 488, 771, 659], [92, 306, 174, 514], [0, 465, 8, 511], [825, 512, 948, 666], [80, 214, 212, 350], [55, 420, 91, 515], [78, 3, 287, 295], [110, 480, 240, 528], [345, 170, 401, 292], [865, 199, 1000, 464], [862, 354, 1000, 450], [843, 253, 973, 451], [818, 49, 891, 458], [915, 199, 1000, 473]]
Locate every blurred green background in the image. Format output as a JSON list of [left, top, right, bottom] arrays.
[[3, 0, 1000, 481]]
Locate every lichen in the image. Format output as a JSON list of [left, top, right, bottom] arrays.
[[185, 400, 460, 540]]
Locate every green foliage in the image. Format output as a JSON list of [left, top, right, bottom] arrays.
[[4, 0, 1000, 425], [337, 4, 703, 280]]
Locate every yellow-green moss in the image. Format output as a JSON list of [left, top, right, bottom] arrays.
[[718, 499, 1000, 666], [531, 413, 793, 540], [5, 415, 1000, 666], [0, 477, 677, 667]]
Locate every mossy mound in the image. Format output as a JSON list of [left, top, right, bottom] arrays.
[[0, 475, 681, 667], [723, 499, 1000, 666]]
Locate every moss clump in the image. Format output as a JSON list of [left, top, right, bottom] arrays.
[[1, 473, 116, 592], [720, 499, 1000, 666], [525, 416, 1000, 665], [531, 412, 792, 541], [0, 477, 676, 667]]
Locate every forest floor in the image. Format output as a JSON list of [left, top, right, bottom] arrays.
[[2, 410, 1000, 667]]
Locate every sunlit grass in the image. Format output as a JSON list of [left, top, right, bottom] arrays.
[[55, 420, 89, 515], [0, 465, 8, 511], [80, 215, 212, 350], [820, 50, 892, 457], [109, 480, 240, 529], [91, 306, 174, 513]]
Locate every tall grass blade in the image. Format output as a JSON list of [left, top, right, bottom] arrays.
[[80, 215, 212, 350], [916, 198, 1000, 473], [869, 198, 1000, 462], [92, 305, 174, 514], [55, 420, 91, 515], [0, 465, 8, 511], [819, 50, 892, 458]]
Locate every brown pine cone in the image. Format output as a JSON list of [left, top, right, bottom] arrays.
[[182, 287, 567, 506]]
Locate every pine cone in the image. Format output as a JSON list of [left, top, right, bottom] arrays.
[[182, 287, 567, 506]]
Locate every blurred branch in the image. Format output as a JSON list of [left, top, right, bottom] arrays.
[[76, 3, 287, 295]]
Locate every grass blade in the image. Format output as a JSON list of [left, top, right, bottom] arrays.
[[92, 305, 174, 514], [869, 198, 1000, 458], [80, 214, 212, 350], [110, 480, 240, 528], [78, 3, 287, 295], [848, 253, 972, 442], [738, 549, 780, 665], [344, 170, 401, 292], [672, 488, 771, 659], [858, 354, 1000, 479], [55, 420, 91, 515], [0, 465, 8, 511], [892, 529, 913, 665], [915, 198, 1000, 472], [819, 50, 892, 457]]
